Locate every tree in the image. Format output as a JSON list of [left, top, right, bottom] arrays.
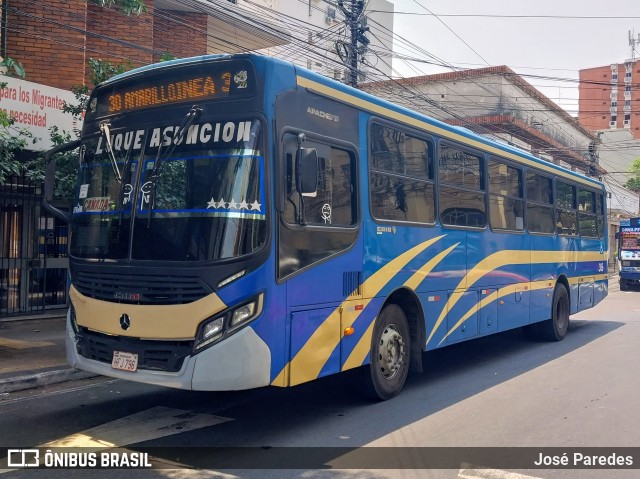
[[95, 0, 148, 16], [0, 58, 34, 184], [624, 157, 640, 192]]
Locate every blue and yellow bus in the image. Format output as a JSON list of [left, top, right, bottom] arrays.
[[44, 53, 608, 400]]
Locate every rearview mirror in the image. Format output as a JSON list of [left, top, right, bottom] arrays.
[[296, 147, 318, 195]]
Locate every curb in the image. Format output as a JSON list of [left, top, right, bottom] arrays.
[[0, 369, 98, 394]]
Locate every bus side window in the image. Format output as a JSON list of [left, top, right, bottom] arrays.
[[488, 158, 524, 231], [555, 180, 577, 236], [439, 144, 486, 228], [525, 171, 554, 234], [578, 189, 598, 238], [369, 123, 435, 224]]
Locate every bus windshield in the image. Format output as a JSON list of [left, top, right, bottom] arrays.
[[70, 120, 266, 262]]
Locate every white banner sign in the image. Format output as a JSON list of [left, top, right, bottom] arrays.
[[0, 76, 83, 150]]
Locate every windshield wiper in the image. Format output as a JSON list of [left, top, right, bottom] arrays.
[[146, 105, 203, 227], [149, 105, 202, 183], [99, 121, 122, 183]]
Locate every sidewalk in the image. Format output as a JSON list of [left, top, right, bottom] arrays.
[[0, 313, 96, 394]]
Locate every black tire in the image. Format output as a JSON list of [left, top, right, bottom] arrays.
[[538, 284, 570, 341], [620, 280, 629, 291], [363, 304, 411, 401]]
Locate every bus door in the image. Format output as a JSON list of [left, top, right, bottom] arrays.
[[275, 88, 362, 386], [277, 133, 361, 385]]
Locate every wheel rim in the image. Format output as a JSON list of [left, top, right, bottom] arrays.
[[378, 324, 406, 380]]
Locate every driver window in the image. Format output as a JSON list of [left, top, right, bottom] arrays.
[[284, 136, 356, 226]]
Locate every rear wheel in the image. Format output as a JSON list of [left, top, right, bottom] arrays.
[[363, 304, 410, 401], [538, 284, 570, 341], [620, 280, 629, 291]]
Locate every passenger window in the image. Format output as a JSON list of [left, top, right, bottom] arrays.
[[370, 123, 435, 223], [439, 144, 486, 228], [488, 159, 524, 231], [578, 189, 598, 238], [526, 171, 554, 234], [555, 181, 577, 236]]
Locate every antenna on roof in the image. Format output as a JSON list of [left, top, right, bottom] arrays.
[[629, 30, 640, 62]]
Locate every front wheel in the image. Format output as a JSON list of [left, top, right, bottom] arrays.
[[363, 304, 410, 401]]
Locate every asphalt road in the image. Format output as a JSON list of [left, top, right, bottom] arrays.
[[1, 283, 639, 479]]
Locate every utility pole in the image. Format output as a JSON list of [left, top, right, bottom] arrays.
[[336, 0, 369, 88]]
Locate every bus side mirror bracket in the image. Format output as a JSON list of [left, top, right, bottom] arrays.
[[44, 139, 81, 223]]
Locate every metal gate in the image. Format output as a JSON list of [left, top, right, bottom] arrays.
[[1, 176, 69, 317]]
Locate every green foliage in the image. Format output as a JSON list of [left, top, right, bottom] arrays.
[[625, 157, 640, 192], [159, 53, 177, 62], [63, 57, 134, 122], [624, 176, 640, 192], [87, 57, 134, 86], [94, 0, 148, 16], [0, 57, 26, 78], [628, 157, 640, 176], [25, 127, 80, 202], [0, 123, 33, 184], [0, 74, 34, 183]]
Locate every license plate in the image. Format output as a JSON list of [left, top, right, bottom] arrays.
[[112, 351, 138, 372]]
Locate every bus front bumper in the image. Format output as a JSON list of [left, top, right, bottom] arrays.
[[65, 312, 272, 391]]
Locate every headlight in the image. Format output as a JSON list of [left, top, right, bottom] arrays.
[[230, 301, 256, 328], [194, 293, 263, 352]]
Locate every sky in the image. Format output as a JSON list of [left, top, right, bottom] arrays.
[[384, 0, 640, 115]]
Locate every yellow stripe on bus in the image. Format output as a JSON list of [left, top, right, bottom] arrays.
[[273, 235, 446, 387], [427, 250, 606, 346], [341, 242, 460, 372]]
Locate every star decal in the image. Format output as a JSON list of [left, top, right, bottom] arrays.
[[228, 199, 239, 210], [250, 200, 262, 211], [206, 197, 216, 209], [216, 198, 226, 209], [238, 199, 249, 210]]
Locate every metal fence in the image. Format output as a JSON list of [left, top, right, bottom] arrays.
[[1, 176, 69, 317]]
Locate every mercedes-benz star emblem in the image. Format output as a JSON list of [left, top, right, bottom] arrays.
[[119, 314, 131, 330]]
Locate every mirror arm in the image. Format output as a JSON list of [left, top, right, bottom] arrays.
[[43, 139, 81, 222]]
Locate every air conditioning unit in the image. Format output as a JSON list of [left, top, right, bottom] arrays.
[[326, 7, 337, 24]]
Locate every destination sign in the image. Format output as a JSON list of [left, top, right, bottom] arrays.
[[93, 60, 255, 117]]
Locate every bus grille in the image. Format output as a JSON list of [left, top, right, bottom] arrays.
[[74, 271, 211, 305], [76, 329, 193, 373]]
